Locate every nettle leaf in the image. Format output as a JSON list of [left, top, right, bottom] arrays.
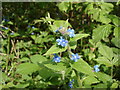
[[98, 44, 113, 60], [100, 3, 114, 13], [85, 3, 94, 14], [16, 63, 39, 75], [57, 2, 70, 12], [72, 58, 94, 76], [94, 57, 112, 67], [83, 76, 99, 85], [44, 63, 66, 72], [92, 24, 112, 43], [111, 37, 120, 48], [112, 54, 119, 66], [70, 34, 89, 41], [114, 27, 120, 38], [99, 12, 111, 24], [30, 54, 48, 64], [95, 72, 112, 83], [44, 45, 67, 55]]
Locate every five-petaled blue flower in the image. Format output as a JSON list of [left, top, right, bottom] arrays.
[[53, 54, 61, 63], [67, 28, 75, 37], [70, 53, 80, 62], [94, 65, 100, 72], [68, 79, 74, 88], [56, 36, 68, 47]]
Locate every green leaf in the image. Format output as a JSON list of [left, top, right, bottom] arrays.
[[57, 2, 70, 12], [98, 44, 113, 60], [16, 63, 39, 75], [100, 3, 114, 13], [39, 67, 56, 79], [95, 72, 112, 83], [15, 83, 29, 88], [110, 82, 119, 88], [30, 54, 48, 64], [50, 20, 71, 32], [112, 54, 119, 66], [94, 57, 112, 67], [111, 37, 120, 48], [92, 24, 112, 43], [19, 57, 29, 61], [112, 16, 120, 26], [35, 36, 43, 44], [72, 58, 94, 76], [70, 34, 89, 41], [114, 27, 120, 38], [83, 76, 99, 85], [44, 63, 66, 72], [44, 45, 67, 55], [99, 12, 111, 24], [93, 83, 107, 88], [69, 41, 77, 49]]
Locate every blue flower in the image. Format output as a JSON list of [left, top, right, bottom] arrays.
[[70, 53, 80, 62], [67, 28, 75, 37], [27, 25, 31, 28], [3, 18, 9, 22], [2, 27, 8, 30], [68, 79, 74, 88], [31, 32, 34, 35], [94, 65, 100, 72], [10, 32, 14, 35], [56, 36, 68, 47], [32, 26, 35, 29], [53, 54, 61, 63]]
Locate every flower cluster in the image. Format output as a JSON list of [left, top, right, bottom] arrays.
[[67, 28, 75, 37], [53, 26, 80, 63], [68, 79, 74, 88], [56, 36, 68, 47], [70, 53, 80, 62], [94, 65, 100, 72], [53, 54, 61, 63]]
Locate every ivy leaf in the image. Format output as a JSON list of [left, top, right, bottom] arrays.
[[44, 45, 67, 55], [98, 44, 113, 60], [16, 63, 39, 75], [72, 58, 94, 76]]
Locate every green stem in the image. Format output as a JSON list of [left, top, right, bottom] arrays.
[[74, 69, 82, 88], [111, 65, 113, 78], [6, 35, 10, 73]]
